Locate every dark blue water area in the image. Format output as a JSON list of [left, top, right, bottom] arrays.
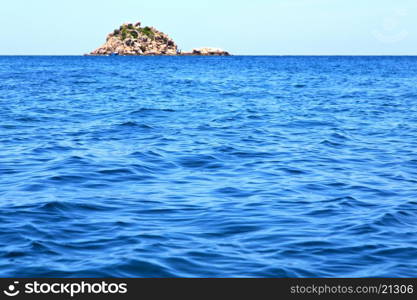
[[1, 56, 417, 278]]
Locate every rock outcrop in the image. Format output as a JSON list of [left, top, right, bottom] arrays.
[[89, 22, 230, 56], [90, 22, 178, 56], [181, 48, 230, 56]]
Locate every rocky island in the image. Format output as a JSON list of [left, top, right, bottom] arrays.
[[89, 22, 230, 56]]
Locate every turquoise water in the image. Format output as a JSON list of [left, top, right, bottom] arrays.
[[1, 56, 417, 277]]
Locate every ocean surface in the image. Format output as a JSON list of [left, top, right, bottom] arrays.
[[1, 56, 417, 278]]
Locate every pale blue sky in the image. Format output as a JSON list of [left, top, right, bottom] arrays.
[[1, 0, 416, 55]]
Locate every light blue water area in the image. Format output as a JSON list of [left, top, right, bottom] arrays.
[[1, 56, 417, 277]]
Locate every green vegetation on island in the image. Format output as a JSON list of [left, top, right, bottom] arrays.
[[90, 21, 230, 56]]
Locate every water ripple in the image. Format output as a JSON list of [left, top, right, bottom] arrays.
[[1, 56, 417, 277]]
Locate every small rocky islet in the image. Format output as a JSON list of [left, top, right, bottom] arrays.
[[89, 21, 230, 56]]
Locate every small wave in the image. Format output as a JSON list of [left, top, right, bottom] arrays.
[[48, 175, 87, 183], [320, 139, 343, 147], [110, 259, 176, 278], [129, 150, 163, 159], [118, 121, 153, 129], [305, 208, 339, 217], [72, 80, 97, 85], [177, 154, 219, 168], [294, 84, 307, 88], [130, 108, 176, 115], [287, 120, 336, 128], [98, 168, 135, 175], [330, 132, 349, 140], [373, 210, 417, 227], [207, 224, 262, 238], [30, 241, 58, 255], [21, 184, 47, 192], [214, 187, 255, 198], [2, 251, 27, 258], [278, 167, 307, 175], [15, 116, 42, 122], [372, 247, 417, 259], [38, 201, 113, 213], [232, 151, 275, 158]]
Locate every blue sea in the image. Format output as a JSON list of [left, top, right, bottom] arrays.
[[1, 56, 417, 278]]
